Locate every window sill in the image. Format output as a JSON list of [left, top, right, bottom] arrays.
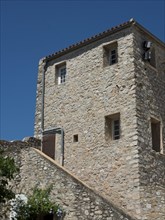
[[105, 138, 121, 144], [103, 62, 118, 68], [57, 82, 66, 86]]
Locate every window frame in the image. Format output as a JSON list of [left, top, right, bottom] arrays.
[[58, 65, 66, 84], [103, 41, 118, 67], [112, 119, 120, 140], [109, 48, 117, 65], [105, 113, 120, 142]]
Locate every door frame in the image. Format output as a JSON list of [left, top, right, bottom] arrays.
[[42, 127, 64, 166]]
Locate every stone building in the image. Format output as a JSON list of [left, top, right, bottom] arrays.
[[34, 18, 165, 219], [1, 19, 164, 220]]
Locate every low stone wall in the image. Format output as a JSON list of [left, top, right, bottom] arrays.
[[0, 140, 135, 220], [1, 140, 164, 219], [0, 138, 41, 152]]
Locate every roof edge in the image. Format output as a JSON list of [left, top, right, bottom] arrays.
[[43, 19, 134, 62], [133, 21, 165, 48], [43, 19, 165, 62]]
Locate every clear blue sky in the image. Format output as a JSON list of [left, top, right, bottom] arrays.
[[1, 0, 165, 141]]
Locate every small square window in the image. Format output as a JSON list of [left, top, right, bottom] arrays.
[[73, 134, 78, 142]]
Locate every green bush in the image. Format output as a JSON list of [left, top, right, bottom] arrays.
[[0, 148, 19, 204], [14, 186, 64, 220]]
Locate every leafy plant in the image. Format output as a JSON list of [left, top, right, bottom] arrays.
[[0, 148, 19, 204], [14, 186, 64, 220]]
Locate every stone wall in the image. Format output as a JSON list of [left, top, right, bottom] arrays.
[[133, 27, 165, 154], [133, 27, 165, 220], [34, 59, 44, 138], [34, 23, 165, 220], [34, 27, 142, 217], [0, 141, 136, 220]]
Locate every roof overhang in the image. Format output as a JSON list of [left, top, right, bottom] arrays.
[[43, 18, 165, 63]]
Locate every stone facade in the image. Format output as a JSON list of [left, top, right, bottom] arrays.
[[0, 141, 136, 220], [34, 19, 165, 219], [1, 20, 164, 219], [133, 27, 165, 219]]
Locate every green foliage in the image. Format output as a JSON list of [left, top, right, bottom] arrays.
[[14, 186, 64, 220], [0, 148, 19, 203]]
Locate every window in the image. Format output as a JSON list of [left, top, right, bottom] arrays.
[[110, 49, 117, 65], [143, 41, 156, 68], [105, 113, 120, 141], [73, 134, 78, 142], [103, 42, 118, 67], [58, 66, 66, 84], [112, 119, 120, 140], [55, 63, 66, 85], [151, 118, 161, 152]]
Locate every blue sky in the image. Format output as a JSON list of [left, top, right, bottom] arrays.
[[1, 0, 165, 141]]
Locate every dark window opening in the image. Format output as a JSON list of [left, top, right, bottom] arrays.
[[151, 118, 161, 152], [113, 119, 120, 140], [110, 49, 117, 65], [73, 134, 78, 142]]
